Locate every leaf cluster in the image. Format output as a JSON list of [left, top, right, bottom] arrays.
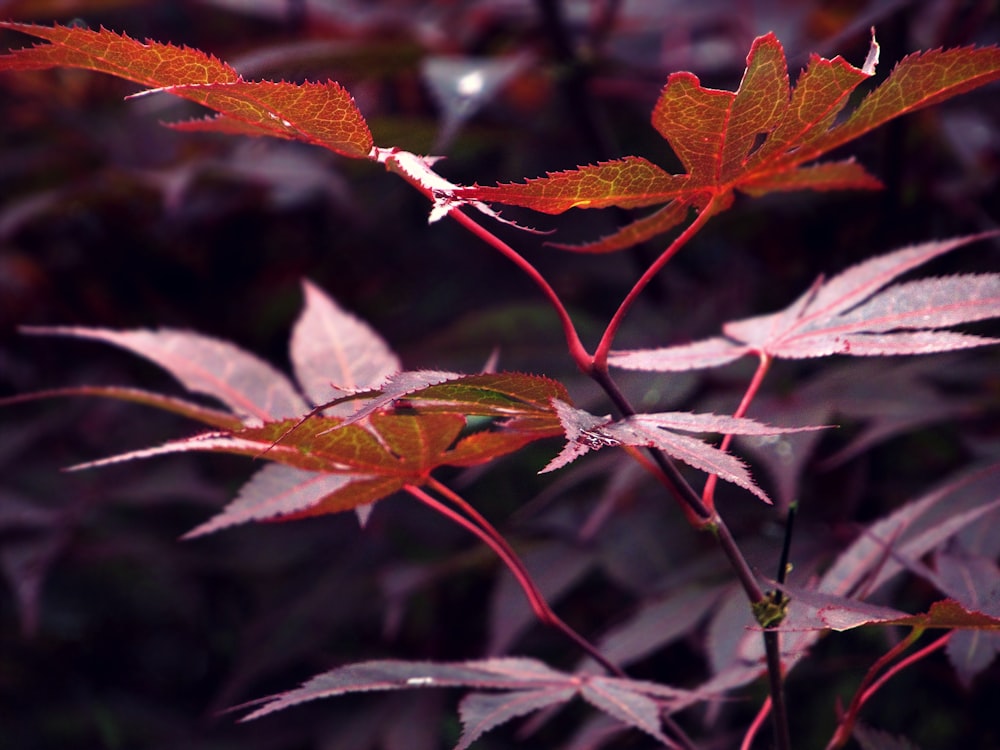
[[1, 4, 999, 750]]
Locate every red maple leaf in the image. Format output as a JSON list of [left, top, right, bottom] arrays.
[[454, 32, 1000, 252], [0, 22, 373, 158]]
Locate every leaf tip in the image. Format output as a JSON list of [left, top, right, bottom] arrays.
[[862, 27, 880, 76]]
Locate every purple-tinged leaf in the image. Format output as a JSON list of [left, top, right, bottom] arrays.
[[241, 657, 567, 720], [22, 326, 306, 423], [609, 336, 748, 372], [563, 713, 630, 750], [947, 619, 1000, 689], [241, 655, 699, 748], [768, 583, 908, 632], [621, 412, 825, 436], [783, 237, 981, 323], [582, 585, 725, 671], [65, 429, 411, 525], [935, 553, 1000, 688], [579, 681, 677, 748], [543, 402, 826, 503], [819, 461, 1000, 598], [705, 582, 758, 676], [835, 275, 1000, 332], [809, 358, 983, 469], [0, 491, 58, 531], [722, 234, 1000, 360], [539, 399, 612, 474], [576, 424, 759, 502], [290, 280, 400, 406], [853, 723, 922, 750], [456, 688, 576, 750], [183, 464, 372, 539], [612, 234, 1000, 371], [66, 431, 283, 472]]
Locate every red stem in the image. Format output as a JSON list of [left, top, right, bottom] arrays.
[[413, 479, 625, 677], [859, 631, 951, 705], [702, 352, 772, 511], [446, 210, 593, 372], [741, 696, 772, 750], [592, 195, 725, 371], [826, 629, 948, 749], [380, 149, 591, 371]]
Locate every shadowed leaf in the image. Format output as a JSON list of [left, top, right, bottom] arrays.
[[21, 326, 307, 422], [935, 553, 1000, 687], [456, 688, 576, 750], [240, 656, 698, 747], [853, 723, 922, 750]]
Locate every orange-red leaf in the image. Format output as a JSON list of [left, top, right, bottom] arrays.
[[456, 32, 1000, 251], [160, 80, 373, 158], [546, 201, 692, 253], [0, 22, 373, 159], [812, 45, 1000, 158], [0, 22, 239, 85], [459, 157, 689, 215], [882, 599, 1000, 631]]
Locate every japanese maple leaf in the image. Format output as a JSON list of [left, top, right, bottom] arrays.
[[454, 32, 1000, 252], [5, 281, 567, 535], [610, 234, 1000, 372], [239, 656, 700, 749], [67, 405, 559, 538], [0, 24, 532, 227], [698, 461, 1000, 699], [541, 400, 825, 503], [0, 22, 373, 158]]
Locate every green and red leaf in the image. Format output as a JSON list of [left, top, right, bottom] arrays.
[[72, 380, 566, 533]]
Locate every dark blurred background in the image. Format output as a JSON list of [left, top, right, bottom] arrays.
[[1, 1, 998, 748]]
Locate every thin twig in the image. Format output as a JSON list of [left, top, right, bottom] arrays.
[[413, 479, 625, 678], [702, 353, 773, 511], [592, 195, 727, 370], [826, 629, 948, 749]]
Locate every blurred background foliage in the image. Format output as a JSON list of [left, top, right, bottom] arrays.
[[1, 1, 998, 748]]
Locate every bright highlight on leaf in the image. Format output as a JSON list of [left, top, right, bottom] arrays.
[[456, 32, 1000, 252]]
